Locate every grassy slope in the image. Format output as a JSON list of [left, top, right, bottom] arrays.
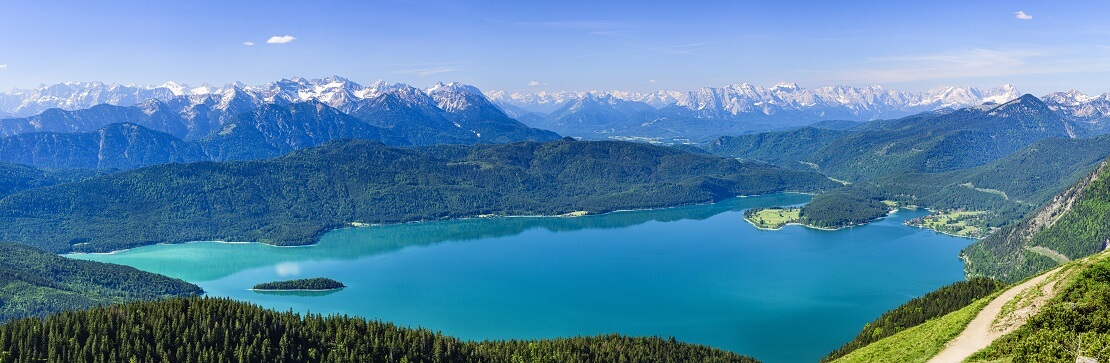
[[968, 252, 1110, 362], [832, 298, 992, 363], [833, 251, 1110, 362], [822, 278, 1005, 362]]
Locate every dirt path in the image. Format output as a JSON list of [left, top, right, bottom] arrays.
[[927, 267, 1063, 363]]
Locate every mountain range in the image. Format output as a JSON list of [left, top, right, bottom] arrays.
[[0, 78, 559, 169], [8, 78, 1110, 142], [10, 76, 1110, 159], [488, 83, 1020, 119], [491, 84, 1110, 140]]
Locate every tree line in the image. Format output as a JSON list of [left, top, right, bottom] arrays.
[[0, 296, 759, 363]]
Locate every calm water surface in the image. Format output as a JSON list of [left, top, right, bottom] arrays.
[[71, 194, 973, 363]]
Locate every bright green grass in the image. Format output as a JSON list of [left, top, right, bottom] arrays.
[[908, 210, 988, 238], [832, 296, 992, 363], [744, 208, 801, 229]]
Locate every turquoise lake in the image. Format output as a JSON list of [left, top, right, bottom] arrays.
[[70, 194, 973, 363]]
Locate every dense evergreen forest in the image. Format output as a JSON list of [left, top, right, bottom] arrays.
[[822, 278, 1005, 362], [0, 297, 759, 363], [0, 138, 837, 253], [0, 242, 201, 321], [798, 189, 892, 229], [0, 163, 104, 200], [253, 278, 344, 291], [967, 256, 1110, 362], [706, 127, 851, 168]]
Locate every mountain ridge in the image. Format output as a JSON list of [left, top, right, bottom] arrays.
[[0, 78, 559, 148], [7, 77, 1110, 142]]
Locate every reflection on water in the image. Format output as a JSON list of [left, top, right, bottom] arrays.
[[252, 288, 345, 297], [274, 262, 302, 277], [70, 194, 809, 282], [69, 193, 973, 363]]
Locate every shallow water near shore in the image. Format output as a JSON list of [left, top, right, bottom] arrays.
[[70, 193, 973, 363]]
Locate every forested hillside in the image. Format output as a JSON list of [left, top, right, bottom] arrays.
[[710, 95, 1077, 180], [875, 135, 1110, 224], [0, 123, 209, 169], [709, 104, 1110, 231], [0, 297, 759, 363], [0, 139, 837, 253], [0, 163, 62, 199], [0, 242, 201, 321], [706, 127, 850, 170], [964, 158, 1110, 282]]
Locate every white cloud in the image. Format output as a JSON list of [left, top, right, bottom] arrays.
[[649, 79, 657, 83], [1014, 11, 1033, 20], [243, 41, 255, 46], [0, 64, 7, 69], [266, 35, 297, 44], [528, 81, 540, 86]]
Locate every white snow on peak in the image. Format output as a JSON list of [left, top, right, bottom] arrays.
[[160, 81, 191, 96], [488, 82, 1033, 121], [427, 82, 488, 112], [4, 77, 1109, 127]]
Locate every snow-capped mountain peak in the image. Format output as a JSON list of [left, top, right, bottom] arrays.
[[3, 77, 1108, 138], [160, 81, 191, 96], [486, 82, 1035, 124], [427, 82, 489, 112]]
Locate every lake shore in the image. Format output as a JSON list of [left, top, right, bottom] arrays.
[[71, 200, 968, 363], [249, 288, 344, 295], [905, 224, 981, 240], [68, 192, 817, 256], [744, 206, 899, 231], [746, 220, 842, 231]]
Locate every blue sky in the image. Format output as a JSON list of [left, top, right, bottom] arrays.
[[1, 0, 1108, 95]]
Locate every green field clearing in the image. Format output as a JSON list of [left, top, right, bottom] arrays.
[[744, 208, 802, 229], [906, 210, 989, 238]]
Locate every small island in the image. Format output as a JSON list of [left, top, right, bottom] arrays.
[[744, 191, 897, 230], [252, 278, 345, 291]]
